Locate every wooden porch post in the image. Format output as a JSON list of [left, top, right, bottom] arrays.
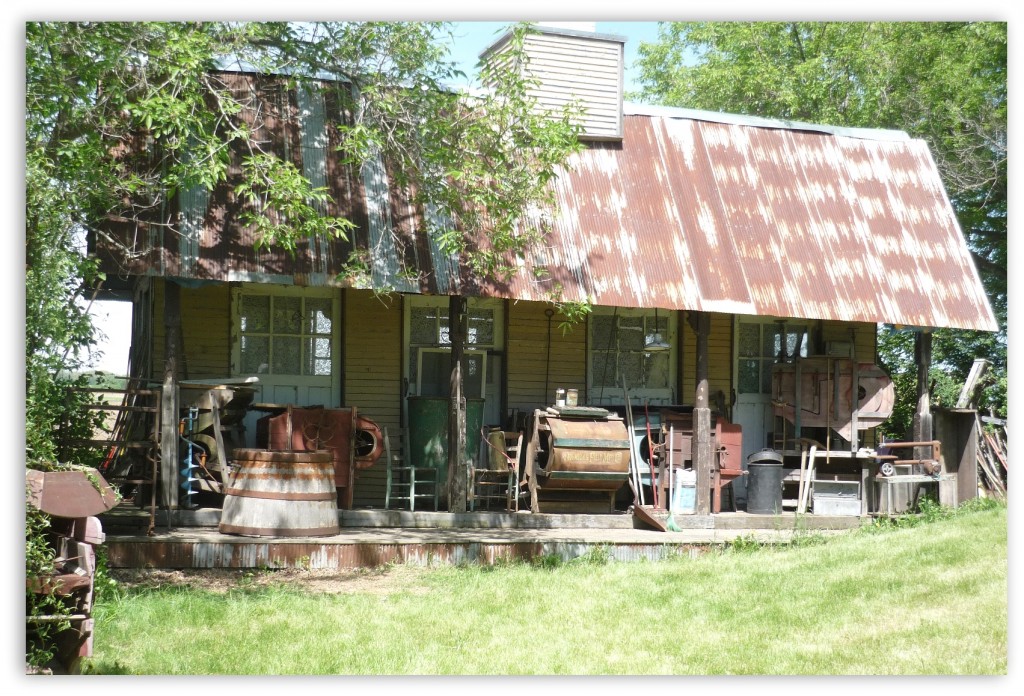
[[689, 311, 712, 515], [447, 295, 468, 512], [159, 280, 181, 512], [912, 330, 934, 457]]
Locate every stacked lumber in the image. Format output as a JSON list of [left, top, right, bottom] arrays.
[[976, 414, 1007, 499]]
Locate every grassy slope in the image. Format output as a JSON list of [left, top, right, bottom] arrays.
[[88, 504, 1007, 675]]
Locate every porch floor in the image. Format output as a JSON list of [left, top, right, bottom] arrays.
[[100, 507, 867, 570]]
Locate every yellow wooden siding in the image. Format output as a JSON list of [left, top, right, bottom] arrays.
[[150, 280, 232, 380], [818, 320, 878, 362], [506, 300, 587, 414], [342, 290, 402, 508], [680, 312, 734, 406]]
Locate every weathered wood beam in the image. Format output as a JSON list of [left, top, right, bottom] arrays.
[[447, 295, 468, 513], [912, 331, 933, 462], [159, 280, 181, 511], [689, 311, 712, 515]]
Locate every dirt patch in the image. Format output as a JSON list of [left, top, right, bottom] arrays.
[[108, 564, 434, 595]]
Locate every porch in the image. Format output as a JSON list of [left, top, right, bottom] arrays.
[[99, 506, 866, 570]]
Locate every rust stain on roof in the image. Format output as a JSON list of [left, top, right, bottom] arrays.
[[494, 114, 995, 332], [96, 74, 996, 332]]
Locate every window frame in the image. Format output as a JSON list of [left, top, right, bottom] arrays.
[[586, 306, 677, 405]]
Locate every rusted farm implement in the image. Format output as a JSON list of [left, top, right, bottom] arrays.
[[26, 467, 119, 674]]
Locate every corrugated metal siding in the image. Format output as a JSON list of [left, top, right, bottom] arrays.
[[97, 71, 996, 333]]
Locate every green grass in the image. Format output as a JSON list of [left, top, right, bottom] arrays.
[[86, 501, 1007, 675]]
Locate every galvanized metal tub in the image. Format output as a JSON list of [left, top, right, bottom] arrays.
[[219, 449, 340, 537]]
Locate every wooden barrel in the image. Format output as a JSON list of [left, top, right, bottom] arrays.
[[219, 449, 340, 537]]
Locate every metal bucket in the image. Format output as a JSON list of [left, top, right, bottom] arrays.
[[746, 448, 784, 514], [219, 449, 340, 537]]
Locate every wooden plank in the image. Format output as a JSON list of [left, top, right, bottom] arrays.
[[633, 504, 668, 532], [984, 430, 1008, 471]]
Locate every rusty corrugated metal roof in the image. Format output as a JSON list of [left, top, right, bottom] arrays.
[[488, 108, 997, 332], [96, 75, 996, 332]]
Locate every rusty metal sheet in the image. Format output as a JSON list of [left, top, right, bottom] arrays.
[[96, 77, 997, 332], [501, 114, 996, 331], [26, 469, 119, 519]]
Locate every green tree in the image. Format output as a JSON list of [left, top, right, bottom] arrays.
[[25, 20, 581, 668], [26, 19, 581, 471], [635, 21, 1007, 416]]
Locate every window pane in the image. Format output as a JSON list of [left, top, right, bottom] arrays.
[[618, 352, 644, 389], [305, 337, 332, 376], [591, 352, 616, 388], [764, 325, 780, 360], [240, 335, 269, 374], [788, 330, 808, 358], [408, 352, 419, 392], [410, 307, 437, 345], [464, 353, 484, 396], [591, 315, 616, 352], [240, 295, 269, 333], [306, 299, 332, 336], [419, 351, 449, 397], [618, 316, 644, 351], [273, 336, 301, 375], [468, 310, 494, 346], [643, 352, 670, 389], [646, 314, 669, 347], [273, 297, 301, 334], [761, 359, 773, 394], [738, 358, 760, 393], [739, 324, 760, 357]]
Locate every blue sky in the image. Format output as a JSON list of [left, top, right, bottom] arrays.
[[445, 21, 663, 93]]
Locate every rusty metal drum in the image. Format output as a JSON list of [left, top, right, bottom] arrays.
[[219, 449, 340, 537], [542, 418, 631, 491]]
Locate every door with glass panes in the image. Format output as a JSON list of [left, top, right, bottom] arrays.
[[733, 317, 808, 465], [404, 297, 503, 428], [231, 285, 341, 447]]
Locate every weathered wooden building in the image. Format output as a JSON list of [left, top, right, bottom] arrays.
[[93, 25, 996, 517]]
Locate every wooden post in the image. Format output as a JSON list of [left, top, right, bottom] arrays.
[[159, 280, 181, 512], [447, 295, 468, 512], [689, 311, 712, 515], [912, 331, 933, 462]]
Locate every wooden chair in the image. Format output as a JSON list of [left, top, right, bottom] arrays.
[[384, 427, 439, 511], [469, 429, 525, 512]]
